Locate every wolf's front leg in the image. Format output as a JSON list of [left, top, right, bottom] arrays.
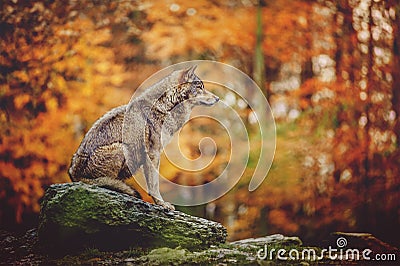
[[143, 154, 175, 211]]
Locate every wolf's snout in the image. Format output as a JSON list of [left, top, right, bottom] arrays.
[[198, 91, 219, 106], [208, 93, 219, 105]]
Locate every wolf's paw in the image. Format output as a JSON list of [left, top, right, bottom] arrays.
[[162, 201, 175, 211], [157, 200, 175, 211], [152, 196, 175, 211]]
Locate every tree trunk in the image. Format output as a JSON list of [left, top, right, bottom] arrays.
[[391, 3, 400, 141], [253, 2, 266, 97]]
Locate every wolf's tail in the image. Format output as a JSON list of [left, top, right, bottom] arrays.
[[79, 177, 142, 199]]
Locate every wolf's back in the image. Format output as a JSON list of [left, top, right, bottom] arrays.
[[77, 105, 126, 154]]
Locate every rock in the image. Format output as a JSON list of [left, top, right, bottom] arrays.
[[331, 232, 399, 253], [0, 229, 43, 265], [38, 182, 227, 253], [133, 235, 304, 265], [230, 234, 302, 248]]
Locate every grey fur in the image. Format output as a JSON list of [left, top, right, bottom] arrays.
[[69, 66, 219, 210]]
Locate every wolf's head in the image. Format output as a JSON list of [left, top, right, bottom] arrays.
[[178, 66, 219, 106]]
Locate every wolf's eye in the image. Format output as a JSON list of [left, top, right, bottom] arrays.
[[194, 80, 203, 90]]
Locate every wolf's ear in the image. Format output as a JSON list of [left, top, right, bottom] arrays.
[[179, 65, 197, 83]]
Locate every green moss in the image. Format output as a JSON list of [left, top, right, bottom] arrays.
[[142, 247, 193, 264], [44, 186, 127, 232]]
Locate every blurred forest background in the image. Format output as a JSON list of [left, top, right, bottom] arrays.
[[1, 0, 399, 247]]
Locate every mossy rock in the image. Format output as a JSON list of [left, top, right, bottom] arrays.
[[38, 182, 226, 254]]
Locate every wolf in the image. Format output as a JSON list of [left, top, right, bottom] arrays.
[[69, 66, 219, 210]]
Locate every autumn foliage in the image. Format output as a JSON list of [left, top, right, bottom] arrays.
[[0, 1, 131, 224], [1, 0, 399, 247]]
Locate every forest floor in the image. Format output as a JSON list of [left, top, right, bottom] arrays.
[[1, 228, 399, 265]]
